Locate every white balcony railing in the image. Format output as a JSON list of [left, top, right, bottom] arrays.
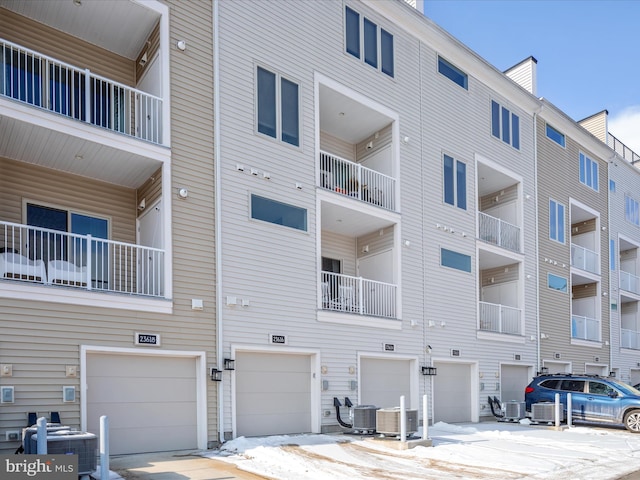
[[1, 38, 163, 144], [321, 271, 397, 319], [1, 221, 164, 297], [319, 151, 395, 211], [478, 301, 522, 335], [478, 212, 520, 252], [620, 271, 640, 295], [571, 244, 599, 274], [571, 314, 600, 342], [621, 328, 640, 350]]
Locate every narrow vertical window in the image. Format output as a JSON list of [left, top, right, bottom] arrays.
[[443, 154, 466, 210], [501, 106, 510, 145], [456, 160, 467, 210], [549, 199, 565, 243], [610, 239, 616, 271], [345, 7, 360, 58], [443, 154, 454, 206], [363, 18, 378, 68], [257, 67, 276, 138], [511, 114, 520, 149], [380, 29, 394, 77], [491, 101, 500, 138], [281, 78, 299, 147]]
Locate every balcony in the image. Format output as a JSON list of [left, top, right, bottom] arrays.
[[621, 329, 640, 350], [479, 301, 522, 335], [571, 314, 600, 342], [321, 272, 397, 319], [1, 221, 164, 298], [478, 212, 520, 253], [620, 271, 640, 296], [319, 151, 395, 211], [571, 243, 599, 274], [1, 39, 162, 145]]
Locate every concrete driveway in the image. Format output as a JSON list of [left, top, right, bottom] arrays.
[[109, 450, 268, 480]]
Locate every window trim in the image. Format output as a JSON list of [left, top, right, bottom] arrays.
[[549, 198, 566, 244], [250, 193, 308, 232], [579, 152, 599, 192], [545, 123, 566, 148], [255, 65, 300, 148], [437, 56, 468, 90], [440, 247, 472, 273], [344, 6, 394, 78], [443, 153, 467, 210], [626, 194, 640, 227], [490, 100, 520, 150], [547, 273, 568, 293]]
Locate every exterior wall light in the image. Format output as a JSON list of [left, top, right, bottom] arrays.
[[421, 366, 437, 376], [210, 368, 222, 381], [223, 358, 235, 370]]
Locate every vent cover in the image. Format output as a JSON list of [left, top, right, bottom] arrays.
[[451, 349, 461, 357], [554, 353, 561, 359], [514, 354, 521, 361], [376, 408, 418, 436], [531, 403, 565, 423]]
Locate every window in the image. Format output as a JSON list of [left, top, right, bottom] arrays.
[[626, 195, 640, 226], [579, 152, 598, 191], [548, 273, 568, 293], [257, 66, 299, 147], [438, 56, 468, 90], [443, 154, 466, 210], [440, 248, 471, 273], [610, 239, 616, 271], [610, 179, 616, 192], [588, 381, 616, 396], [491, 100, 520, 149], [549, 199, 565, 243], [345, 7, 394, 78], [546, 124, 565, 147], [251, 194, 307, 231]]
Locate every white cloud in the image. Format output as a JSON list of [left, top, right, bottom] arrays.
[[609, 105, 640, 155]]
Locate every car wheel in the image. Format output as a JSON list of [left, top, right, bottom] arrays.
[[624, 410, 640, 432]]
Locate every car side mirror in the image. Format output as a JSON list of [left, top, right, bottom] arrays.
[[609, 391, 619, 398]]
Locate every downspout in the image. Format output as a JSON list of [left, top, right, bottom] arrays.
[[213, 0, 224, 445], [533, 104, 542, 375], [607, 153, 616, 376]]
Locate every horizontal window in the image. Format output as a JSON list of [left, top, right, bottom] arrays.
[[251, 194, 307, 231], [438, 56, 468, 90], [546, 124, 565, 147], [548, 273, 567, 293], [441, 248, 471, 273]]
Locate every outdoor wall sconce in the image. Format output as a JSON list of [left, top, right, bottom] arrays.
[[536, 367, 549, 376], [421, 366, 437, 376], [609, 371, 616, 377], [224, 358, 235, 370], [210, 368, 222, 382]]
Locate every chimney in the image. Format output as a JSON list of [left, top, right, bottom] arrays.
[[505, 56, 537, 96]]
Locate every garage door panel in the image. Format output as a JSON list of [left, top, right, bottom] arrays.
[[433, 362, 472, 423], [361, 358, 410, 408], [235, 352, 312, 437], [87, 353, 197, 455]]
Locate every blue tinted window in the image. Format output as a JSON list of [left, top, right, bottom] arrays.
[[363, 18, 378, 68], [443, 154, 454, 206], [257, 67, 276, 138], [380, 29, 394, 77], [548, 273, 568, 293], [626, 195, 640, 226], [549, 199, 565, 243], [441, 248, 471, 273], [456, 160, 467, 210], [579, 152, 598, 191], [251, 194, 307, 231], [501, 106, 510, 144], [610, 239, 616, 271], [512, 114, 520, 149], [491, 101, 500, 138], [345, 7, 360, 58], [546, 124, 565, 147], [438, 57, 468, 89], [610, 179, 616, 192], [281, 78, 299, 147], [443, 154, 466, 210]]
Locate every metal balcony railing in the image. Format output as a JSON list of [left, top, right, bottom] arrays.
[[478, 301, 522, 335], [620, 271, 640, 295], [1, 220, 164, 297], [478, 212, 520, 252], [621, 328, 640, 350], [321, 271, 397, 319], [319, 151, 395, 211], [608, 133, 640, 165], [571, 243, 599, 275], [1, 38, 163, 144], [571, 314, 600, 342]]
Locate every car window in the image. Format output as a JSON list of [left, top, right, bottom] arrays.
[[561, 380, 585, 392], [588, 381, 616, 396], [540, 379, 561, 389]]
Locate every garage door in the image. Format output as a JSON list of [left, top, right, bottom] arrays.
[[501, 365, 529, 403], [87, 353, 197, 455], [360, 358, 411, 409], [236, 352, 311, 437], [433, 362, 472, 423]]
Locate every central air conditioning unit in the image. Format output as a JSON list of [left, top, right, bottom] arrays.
[[352, 405, 378, 433], [22, 425, 71, 454], [31, 431, 98, 475], [531, 402, 565, 423], [504, 401, 527, 421], [376, 408, 418, 437]]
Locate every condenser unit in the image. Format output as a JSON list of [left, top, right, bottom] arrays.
[[31, 431, 97, 475], [531, 402, 565, 423], [22, 425, 71, 454], [352, 405, 378, 433], [504, 401, 526, 421], [376, 408, 418, 437]]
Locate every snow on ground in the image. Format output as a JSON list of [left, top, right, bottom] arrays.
[[206, 421, 640, 479]]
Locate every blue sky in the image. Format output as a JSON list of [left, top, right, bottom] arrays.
[[423, 0, 640, 153]]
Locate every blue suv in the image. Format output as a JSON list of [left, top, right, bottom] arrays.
[[524, 373, 640, 432]]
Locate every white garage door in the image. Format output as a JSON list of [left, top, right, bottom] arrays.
[[501, 365, 530, 403], [360, 358, 411, 409], [433, 362, 472, 423], [236, 352, 311, 437], [87, 353, 197, 455]]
